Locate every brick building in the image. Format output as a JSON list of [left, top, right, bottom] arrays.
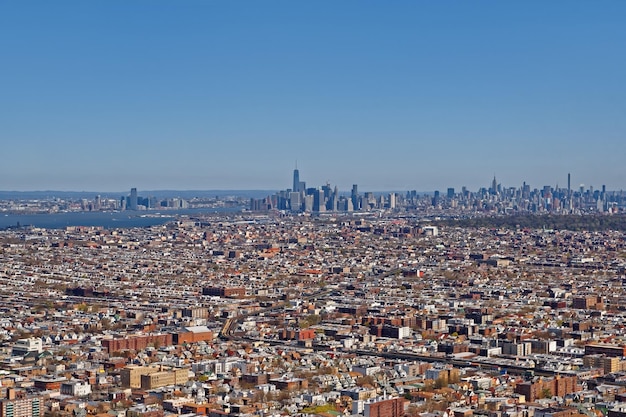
[[269, 377, 308, 391], [0, 389, 44, 417], [572, 295, 604, 310], [280, 328, 316, 341], [140, 369, 188, 390], [174, 326, 214, 345], [352, 396, 406, 417], [32, 376, 67, 391], [102, 334, 173, 352], [515, 375, 579, 402], [121, 366, 160, 389]]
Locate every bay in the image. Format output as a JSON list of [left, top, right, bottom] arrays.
[[0, 207, 243, 230]]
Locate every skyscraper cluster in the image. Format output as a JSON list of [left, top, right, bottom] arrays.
[[249, 168, 399, 213], [249, 170, 626, 215], [119, 188, 189, 211]]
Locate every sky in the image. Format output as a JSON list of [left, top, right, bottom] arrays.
[[2, 1, 626, 193]]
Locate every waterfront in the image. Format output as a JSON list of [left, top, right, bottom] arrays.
[[0, 207, 244, 229]]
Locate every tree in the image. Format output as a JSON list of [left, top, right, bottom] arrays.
[[406, 404, 422, 417], [356, 375, 375, 387], [434, 375, 449, 389]]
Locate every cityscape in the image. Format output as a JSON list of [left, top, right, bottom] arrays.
[[249, 169, 626, 215], [1, 166, 626, 417], [3, 169, 626, 218], [3, 2, 626, 417]]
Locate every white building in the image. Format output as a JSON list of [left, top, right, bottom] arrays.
[[60, 381, 92, 397], [12, 338, 43, 356]]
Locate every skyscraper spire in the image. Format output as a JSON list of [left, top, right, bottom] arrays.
[[293, 164, 300, 193]]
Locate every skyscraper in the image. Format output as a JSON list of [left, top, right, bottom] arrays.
[[351, 184, 359, 211], [293, 165, 300, 193], [129, 188, 138, 211], [568, 173, 571, 196], [567, 173, 572, 212], [290, 192, 302, 212]]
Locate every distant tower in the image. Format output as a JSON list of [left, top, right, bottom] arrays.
[[351, 184, 359, 211], [129, 188, 138, 210], [292, 163, 300, 193], [491, 175, 497, 195], [567, 173, 571, 195], [567, 173, 573, 212]]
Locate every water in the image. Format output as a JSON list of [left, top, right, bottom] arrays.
[[0, 207, 243, 230]]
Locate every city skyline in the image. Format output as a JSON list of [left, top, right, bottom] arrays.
[[1, 169, 625, 196], [2, 2, 626, 191], [0, 168, 626, 196]]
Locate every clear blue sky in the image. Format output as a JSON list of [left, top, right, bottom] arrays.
[[2, 1, 625, 192]]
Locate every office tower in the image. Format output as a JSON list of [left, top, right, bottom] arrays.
[[567, 173, 571, 195], [346, 198, 354, 212], [389, 192, 396, 209], [522, 182, 531, 199], [326, 186, 339, 211], [322, 183, 332, 201], [313, 189, 325, 212], [290, 192, 302, 212], [491, 176, 497, 195], [351, 184, 359, 211], [304, 194, 314, 212], [292, 165, 300, 193], [447, 188, 455, 199], [129, 188, 138, 211], [364, 192, 374, 210]]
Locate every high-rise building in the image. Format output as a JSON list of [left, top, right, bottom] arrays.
[[322, 183, 332, 201], [313, 189, 325, 212], [351, 184, 360, 211], [293, 165, 300, 193], [0, 389, 44, 417], [304, 194, 314, 212], [290, 192, 302, 212], [567, 173, 573, 211], [567, 173, 571, 196], [129, 188, 138, 211]]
